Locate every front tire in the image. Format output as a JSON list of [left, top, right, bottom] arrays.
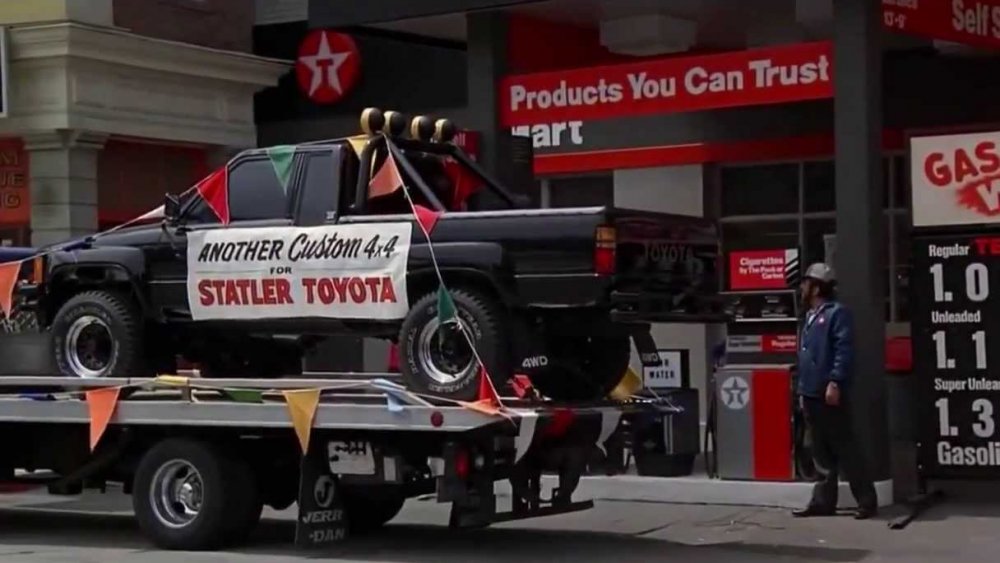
[[399, 288, 510, 401], [51, 290, 147, 378]]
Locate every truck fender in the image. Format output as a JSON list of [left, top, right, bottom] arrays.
[[406, 242, 515, 303], [45, 247, 149, 313]]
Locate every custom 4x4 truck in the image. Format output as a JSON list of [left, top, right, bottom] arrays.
[[16, 110, 722, 401]]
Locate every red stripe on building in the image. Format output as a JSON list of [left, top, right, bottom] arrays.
[[534, 130, 905, 174], [751, 369, 793, 481]]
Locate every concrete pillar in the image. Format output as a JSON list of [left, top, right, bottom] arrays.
[[833, 0, 890, 480], [26, 130, 107, 247], [614, 165, 716, 432]]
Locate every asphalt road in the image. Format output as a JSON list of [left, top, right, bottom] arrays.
[[0, 488, 997, 563]]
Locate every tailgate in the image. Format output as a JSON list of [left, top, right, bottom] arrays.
[[608, 209, 723, 322]]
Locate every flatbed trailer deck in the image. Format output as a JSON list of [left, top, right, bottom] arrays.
[[0, 375, 684, 551]]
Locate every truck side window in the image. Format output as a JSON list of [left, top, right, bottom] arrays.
[[228, 158, 290, 221], [297, 151, 340, 226]]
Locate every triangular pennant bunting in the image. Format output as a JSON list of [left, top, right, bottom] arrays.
[[196, 167, 230, 225], [386, 393, 405, 413], [459, 399, 503, 417], [347, 135, 368, 159], [476, 367, 503, 407], [412, 204, 441, 236], [135, 205, 165, 222], [608, 367, 643, 401], [369, 150, 404, 199], [153, 375, 190, 387], [0, 261, 20, 318], [266, 145, 297, 193], [283, 389, 322, 454], [86, 387, 122, 451], [222, 388, 264, 404], [436, 285, 457, 324]]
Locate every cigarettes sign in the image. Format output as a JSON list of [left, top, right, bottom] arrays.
[[910, 130, 1000, 227], [499, 41, 832, 127], [728, 248, 800, 291], [186, 223, 412, 321]]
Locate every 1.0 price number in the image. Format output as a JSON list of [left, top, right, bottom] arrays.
[[933, 330, 988, 371], [937, 396, 996, 439], [929, 262, 990, 303]]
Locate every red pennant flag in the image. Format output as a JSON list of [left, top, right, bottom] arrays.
[[369, 151, 404, 199], [195, 167, 230, 225], [477, 367, 503, 406], [413, 204, 441, 235], [443, 158, 482, 210], [0, 261, 20, 319]]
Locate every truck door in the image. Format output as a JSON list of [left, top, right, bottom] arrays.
[[148, 155, 297, 318], [292, 146, 343, 226]]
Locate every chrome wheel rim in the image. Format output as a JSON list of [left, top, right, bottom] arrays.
[[417, 317, 476, 384], [150, 460, 204, 529], [64, 315, 116, 378]]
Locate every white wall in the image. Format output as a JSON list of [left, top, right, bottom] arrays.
[[614, 164, 718, 432]]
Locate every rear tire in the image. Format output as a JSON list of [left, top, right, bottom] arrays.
[[529, 334, 632, 401], [51, 290, 147, 378], [399, 288, 510, 401], [132, 439, 233, 551]]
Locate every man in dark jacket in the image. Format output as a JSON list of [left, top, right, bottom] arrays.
[[793, 263, 878, 520]]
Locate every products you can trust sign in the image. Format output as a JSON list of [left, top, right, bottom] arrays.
[[911, 131, 1000, 227], [499, 41, 833, 128], [186, 223, 412, 321]]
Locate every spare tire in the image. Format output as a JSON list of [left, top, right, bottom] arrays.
[[529, 334, 632, 401], [398, 287, 510, 401], [51, 290, 147, 378]]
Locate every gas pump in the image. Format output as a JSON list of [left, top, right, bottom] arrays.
[[708, 248, 811, 481]]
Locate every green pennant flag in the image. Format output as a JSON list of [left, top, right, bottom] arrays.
[[266, 145, 296, 193], [221, 388, 264, 404], [437, 285, 457, 323]]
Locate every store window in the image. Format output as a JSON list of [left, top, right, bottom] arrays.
[[719, 156, 910, 322]]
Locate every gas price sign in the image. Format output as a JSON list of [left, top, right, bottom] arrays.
[[912, 234, 1000, 478]]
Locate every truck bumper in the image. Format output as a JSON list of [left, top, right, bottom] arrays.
[[609, 290, 729, 324]]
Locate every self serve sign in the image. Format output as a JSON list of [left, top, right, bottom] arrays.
[[642, 350, 683, 389]]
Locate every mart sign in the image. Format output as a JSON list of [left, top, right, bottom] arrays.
[[883, 0, 1000, 50]]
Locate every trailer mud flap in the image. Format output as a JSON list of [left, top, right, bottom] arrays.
[[630, 325, 661, 368], [295, 444, 348, 548]]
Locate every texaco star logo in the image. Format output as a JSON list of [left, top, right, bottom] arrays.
[[720, 375, 749, 410], [295, 30, 361, 105]]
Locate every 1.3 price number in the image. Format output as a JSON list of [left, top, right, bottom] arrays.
[[929, 262, 990, 303], [936, 397, 996, 439]]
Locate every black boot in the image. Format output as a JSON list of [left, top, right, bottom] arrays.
[[853, 505, 877, 520]]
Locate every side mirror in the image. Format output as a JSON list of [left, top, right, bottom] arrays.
[[163, 193, 181, 222]]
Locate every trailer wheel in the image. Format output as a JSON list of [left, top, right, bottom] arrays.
[[530, 334, 632, 401], [342, 487, 405, 533], [132, 439, 235, 551], [399, 288, 510, 401], [51, 290, 147, 378]]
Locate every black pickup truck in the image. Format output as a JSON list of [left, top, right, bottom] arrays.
[[16, 113, 722, 401]]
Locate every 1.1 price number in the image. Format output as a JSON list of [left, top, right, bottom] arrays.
[[936, 397, 996, 439], [933, 330, 988, 371], [929, 262, 990, 303]]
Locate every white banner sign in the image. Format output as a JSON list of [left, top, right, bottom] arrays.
[[642, 350, 683, 389], [186, 223, 411, 321], [911, 131, 1000, 227]]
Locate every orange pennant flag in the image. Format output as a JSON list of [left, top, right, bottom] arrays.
[[283, 389, 322, 454], [0, 261, 19, 318], [369, 150, 404, 199], [86, 387, 122, 451], [476, 367, 503, 406]]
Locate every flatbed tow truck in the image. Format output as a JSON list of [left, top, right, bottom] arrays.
[[0, 374, 683, 551]]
